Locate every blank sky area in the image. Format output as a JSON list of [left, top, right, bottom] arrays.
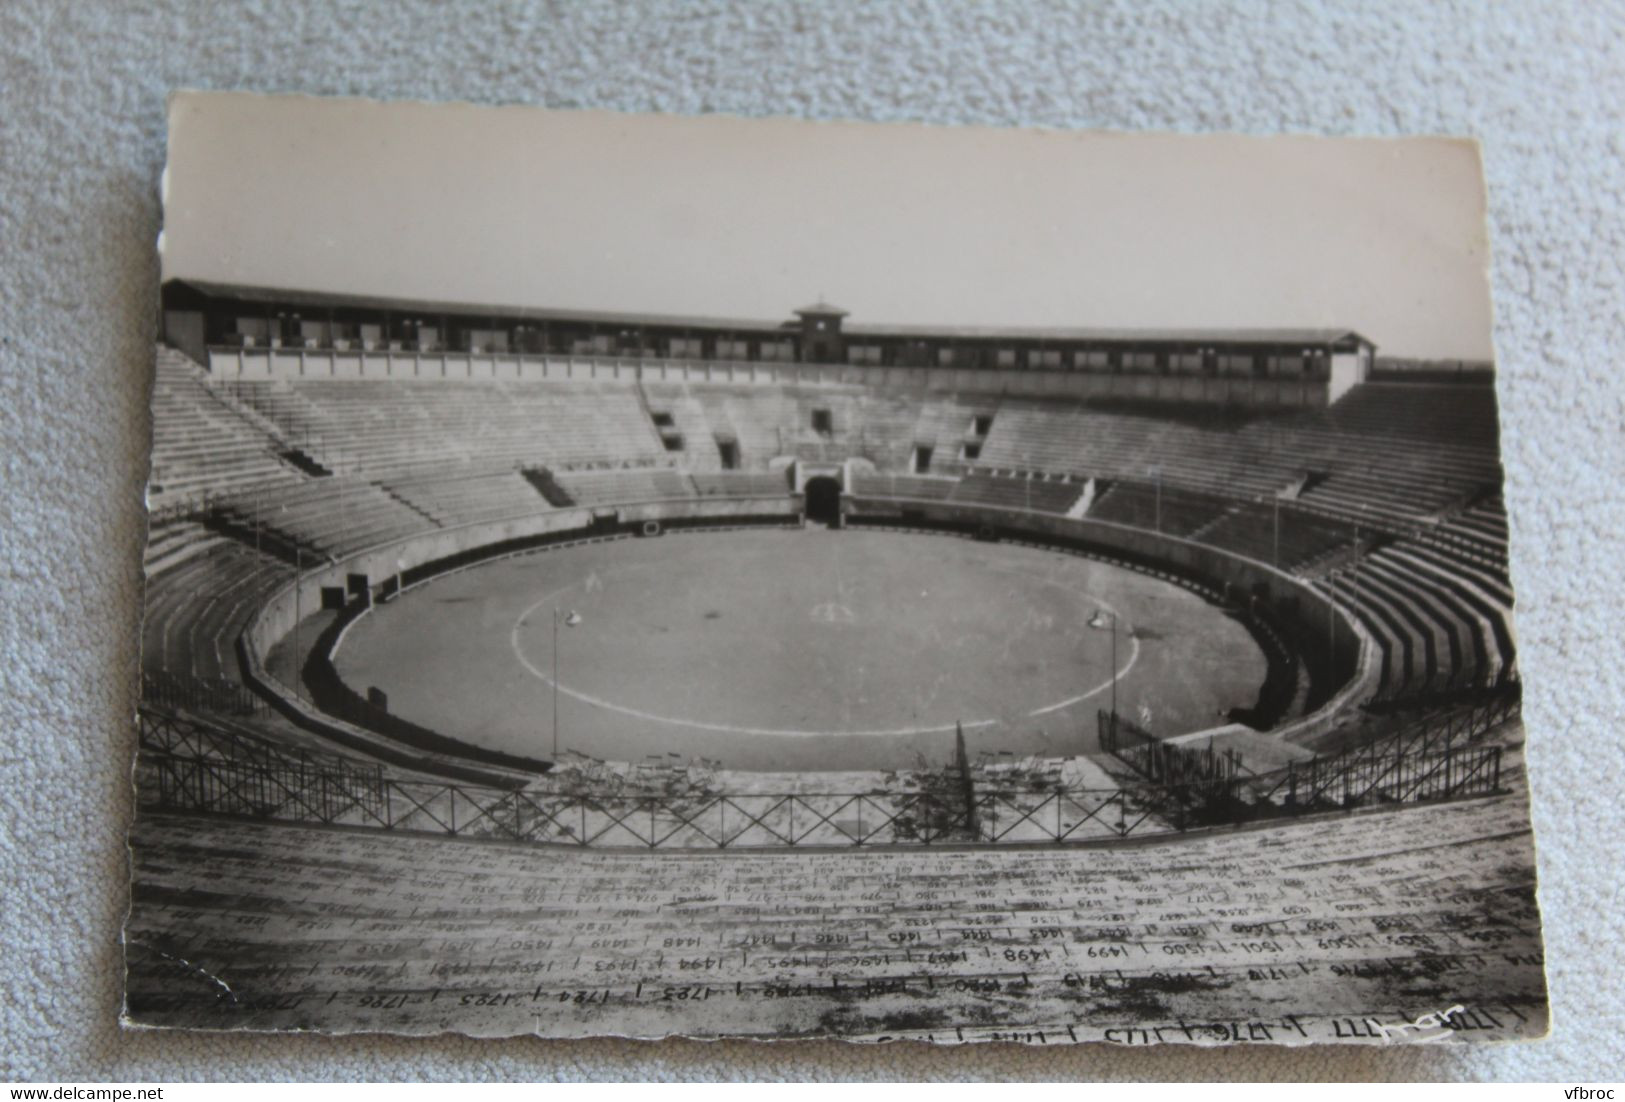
[[162, 92, 1494, 359]]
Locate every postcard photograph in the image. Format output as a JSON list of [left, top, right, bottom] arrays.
[[124, 91, 1547, 1045]]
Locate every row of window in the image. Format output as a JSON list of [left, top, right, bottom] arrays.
[[605, 336, 796, 361], [224, 316, 1330, 375], [912, 347, 1324, 375]]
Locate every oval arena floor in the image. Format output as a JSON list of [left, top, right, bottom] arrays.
[[333, 527, 1268, 771]]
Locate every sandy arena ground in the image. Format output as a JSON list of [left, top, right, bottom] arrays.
[[334, 527, 1268, 771]]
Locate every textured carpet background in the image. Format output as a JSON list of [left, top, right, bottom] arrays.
[[2, 0, 1622, 1082]]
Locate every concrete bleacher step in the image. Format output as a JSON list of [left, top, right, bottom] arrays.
[[1362, 557, 1480, 688], [947, 473, 1084, 514], [1395, 540, 1514, 608], [1185, 505, 1239, 542], [1063, 479, 1095, 519], [1354, 569, 1447, 692], [380, 468, 556, 527], [149, 346, 306, 511], [1383, 546, 1515, 681], [377, 483, 445, 528], [143, 524, 231, 577], [1318, 574, 1408, 696], [123, 789, 1545, 1039], [141, 540, 287, 679]]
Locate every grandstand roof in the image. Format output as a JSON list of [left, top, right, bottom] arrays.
[[164, 279, 1373, 349], [165, 279, 794, 335], [840, 322, 1372, 348]]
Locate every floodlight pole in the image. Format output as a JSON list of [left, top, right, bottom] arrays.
[[1272, 495, 1280, 569], [293, 545, 302, 701], [1352, 522, 1361, 602], [1154, 469, 1162, 534], [552, 606, 560, 759], [1326, 569, 1336, 675], [1110, 611, 1118, 720]]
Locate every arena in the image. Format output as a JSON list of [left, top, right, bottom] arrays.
[[126, 282, 1544, 1043], [330, 527, 1266, 770]]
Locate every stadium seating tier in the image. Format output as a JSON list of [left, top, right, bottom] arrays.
[[147, 346, 1516, 719]]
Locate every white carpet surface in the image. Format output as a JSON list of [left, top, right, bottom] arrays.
[[2, 0, 1622, 1082]]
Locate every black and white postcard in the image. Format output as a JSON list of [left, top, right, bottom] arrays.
[[125, 91, 1547, 1045]]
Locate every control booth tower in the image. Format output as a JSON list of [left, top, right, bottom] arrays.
[[795, 301, 849, 364]]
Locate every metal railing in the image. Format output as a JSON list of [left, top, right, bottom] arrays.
[[140, 671, 269, 717], [136, 708, 1510, 850], [1244, 689, 1517, 805], [1098, 710, 1241, 790], [135, 711, 1185, 847], [1256, 741, 1502, 811], [1101, 699, 1509, 818]]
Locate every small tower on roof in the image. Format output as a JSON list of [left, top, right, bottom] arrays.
[[793, 298, 849, 364]]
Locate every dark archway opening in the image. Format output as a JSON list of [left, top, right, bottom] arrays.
[[804, 476, 842, 527]]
